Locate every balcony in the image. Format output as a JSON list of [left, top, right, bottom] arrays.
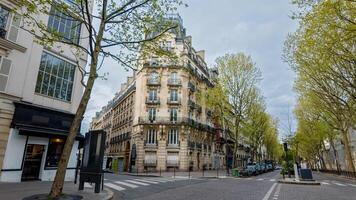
[[146, 97, 160, 105], [167, 97, 181, 105], [0, 28, 6, 39], [188, 81, 196, 92], [144, 159, 157, 166], [146, 79, 161, 86], [144, 140, 158, 147], [166, 160, 180, 167], [167, 78, 182, 86], [167, 141, 180, 148]]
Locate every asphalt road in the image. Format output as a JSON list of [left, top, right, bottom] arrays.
[[102, 170, 356, 200]]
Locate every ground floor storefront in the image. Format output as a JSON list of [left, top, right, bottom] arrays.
[[0, 102, 82, 182]]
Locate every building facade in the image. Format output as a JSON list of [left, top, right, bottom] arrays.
[[0, 1, 90, 182]]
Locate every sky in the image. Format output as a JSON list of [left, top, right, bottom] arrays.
[[82, 0, 299, 138]]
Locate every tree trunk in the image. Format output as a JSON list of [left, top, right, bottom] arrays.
[[329, 138, 341, 172], [342, 130, 356, 172], [49, 5, 107, 197]]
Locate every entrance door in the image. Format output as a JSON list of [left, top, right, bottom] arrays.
[[21, 144, 45, 181], [118, 158, 124, 172]]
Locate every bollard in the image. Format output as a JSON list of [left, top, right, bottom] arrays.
[[202, 167, 204, 177], [188, 167, 191, 179], [160, 167, 162, 177], [174, 167, 176, 179], [146, 168, 148, 176], [137, 168, 138, 176], [217, 167, 219, 178]]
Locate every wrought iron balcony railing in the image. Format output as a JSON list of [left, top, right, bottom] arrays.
[[167, 97, 181, 105], [188, 81, 196, 92], [167, 78, 182, 86], [146, 97, 160, 105], [146, 79, 161, 86]]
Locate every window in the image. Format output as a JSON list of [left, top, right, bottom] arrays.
[[0, 57, 11, 92], [149, 72, 159, 83], [35, 52, 75, 101], [146, 129, 156, 144], [170, 72, 178, 82], [170, 108, 177, 122], [148, 108, 156, 121], [0, 6, 9, 38], [188, 111, 193, 119], [168, 129, 179, 145], [170, 90, 178, 102], [47, 6, 81, 44], [148, 90, 157, 101], [45, 138, 65, 168]]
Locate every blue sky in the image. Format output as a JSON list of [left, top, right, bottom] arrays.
[[83, 0, 298, 137]]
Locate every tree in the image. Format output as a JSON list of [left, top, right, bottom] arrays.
[[16, 0, 184, 197], [215, 53, 261, 168], [284, 0, 356, 172]]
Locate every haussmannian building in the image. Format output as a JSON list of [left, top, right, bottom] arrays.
[[91, 14, 254, 173]]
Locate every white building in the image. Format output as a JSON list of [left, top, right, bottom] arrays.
[[0, 0, 90, 182]]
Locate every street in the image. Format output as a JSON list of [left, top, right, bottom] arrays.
[[100, 171, 356, 200]]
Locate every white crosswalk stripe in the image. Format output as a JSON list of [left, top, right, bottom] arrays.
[[104, 183, 126, 191], [333, 182, 346, 186], [257, 178, 264, 181], [269, 179, 276, 182], [125, 180, 150, 186], [321, 182, 330, 185], [348, 184, 356, 187], [114, 181, 139, 188], [133, 179, 159, 184]]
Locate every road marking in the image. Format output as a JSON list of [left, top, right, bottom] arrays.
[[246, 178, 252, 180], [125, 180, 150, 186], [114, 181, 139, 188], [348, 184, 356, 187], [273, 183, 282, 200], [146, 178, 172, 182], [104, 178, 108, 181], [262, 183, 277, 200], [257, 178, 264, 181], [104, 183, 126, 191], [270, 179, 276, 182], [133, 179, 159, 184], [321, 182, 330, 185], [333, 182, 346, 186]]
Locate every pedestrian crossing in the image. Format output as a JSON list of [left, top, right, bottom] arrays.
[[249, 178, 356, 188], [103, 177, 189, 192]]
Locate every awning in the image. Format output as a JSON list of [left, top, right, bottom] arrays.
[[11, 101, 84, 142]]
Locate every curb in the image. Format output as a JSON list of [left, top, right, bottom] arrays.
[[103, 188, 114, 200], [120, 173, 162, 177], [278, 179, 321, 185]]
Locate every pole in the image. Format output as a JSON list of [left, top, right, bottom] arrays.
[[222, 119, 229, 176], [217, 167, 219, 178], [174, 167, 176, 179], [202, 167, 204, 177], [188, 166, 191, 179], [160, 167, 161, 177], [74, 150, 81, 184]]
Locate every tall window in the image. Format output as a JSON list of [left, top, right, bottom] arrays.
[[0, 6, 9, 38], [146, 129, 156, 144], [148, 90, 157, 101], [47, 6, 81, 44], [45, 138, 65, 168], [170, 90, 178, 102], [170, 108, 177, 122], [35, 52, 75, 101], [148, 108, 156, 121], [149, 72, 159, 83], [168, 129, 179, 145], [170, 72, 178, 82]]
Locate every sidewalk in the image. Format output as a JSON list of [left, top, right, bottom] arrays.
[[0, 181, 113, 200], [120, 169, 232, 178]]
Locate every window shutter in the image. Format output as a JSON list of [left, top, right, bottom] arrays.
[[7, 13, 21, 43], [0, 58, 12, 91]]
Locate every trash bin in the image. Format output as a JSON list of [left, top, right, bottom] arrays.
[[232, 168, 239, 177]]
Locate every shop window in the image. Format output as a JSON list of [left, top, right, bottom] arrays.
[[45, 138, 65, 168]]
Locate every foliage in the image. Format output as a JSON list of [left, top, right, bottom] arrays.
[[285, 0, 356, 172], [16, 0, 185, 198]]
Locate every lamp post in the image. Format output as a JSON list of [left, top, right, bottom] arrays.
[[283, 142, 288, 179]]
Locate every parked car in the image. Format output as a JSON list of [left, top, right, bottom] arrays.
[[266, 163, 273, 171], [240, 165, 256, 176], [260, 163, 267, 173], [246, 163, 258, 175], [255, 163, 262, 174]]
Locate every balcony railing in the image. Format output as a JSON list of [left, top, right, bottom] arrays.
[[166, 160, 180, 167], [167, 140, 180, 148], [188, 81, 196, 92], [167, 78, 182, 86], [144, 159, 157, 166], [147, 79, 161, 86], [167, 98, 181, 105], [137, 117, 217, 132], [144, 140, 158, 147], [146, 97, 160, 105]]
